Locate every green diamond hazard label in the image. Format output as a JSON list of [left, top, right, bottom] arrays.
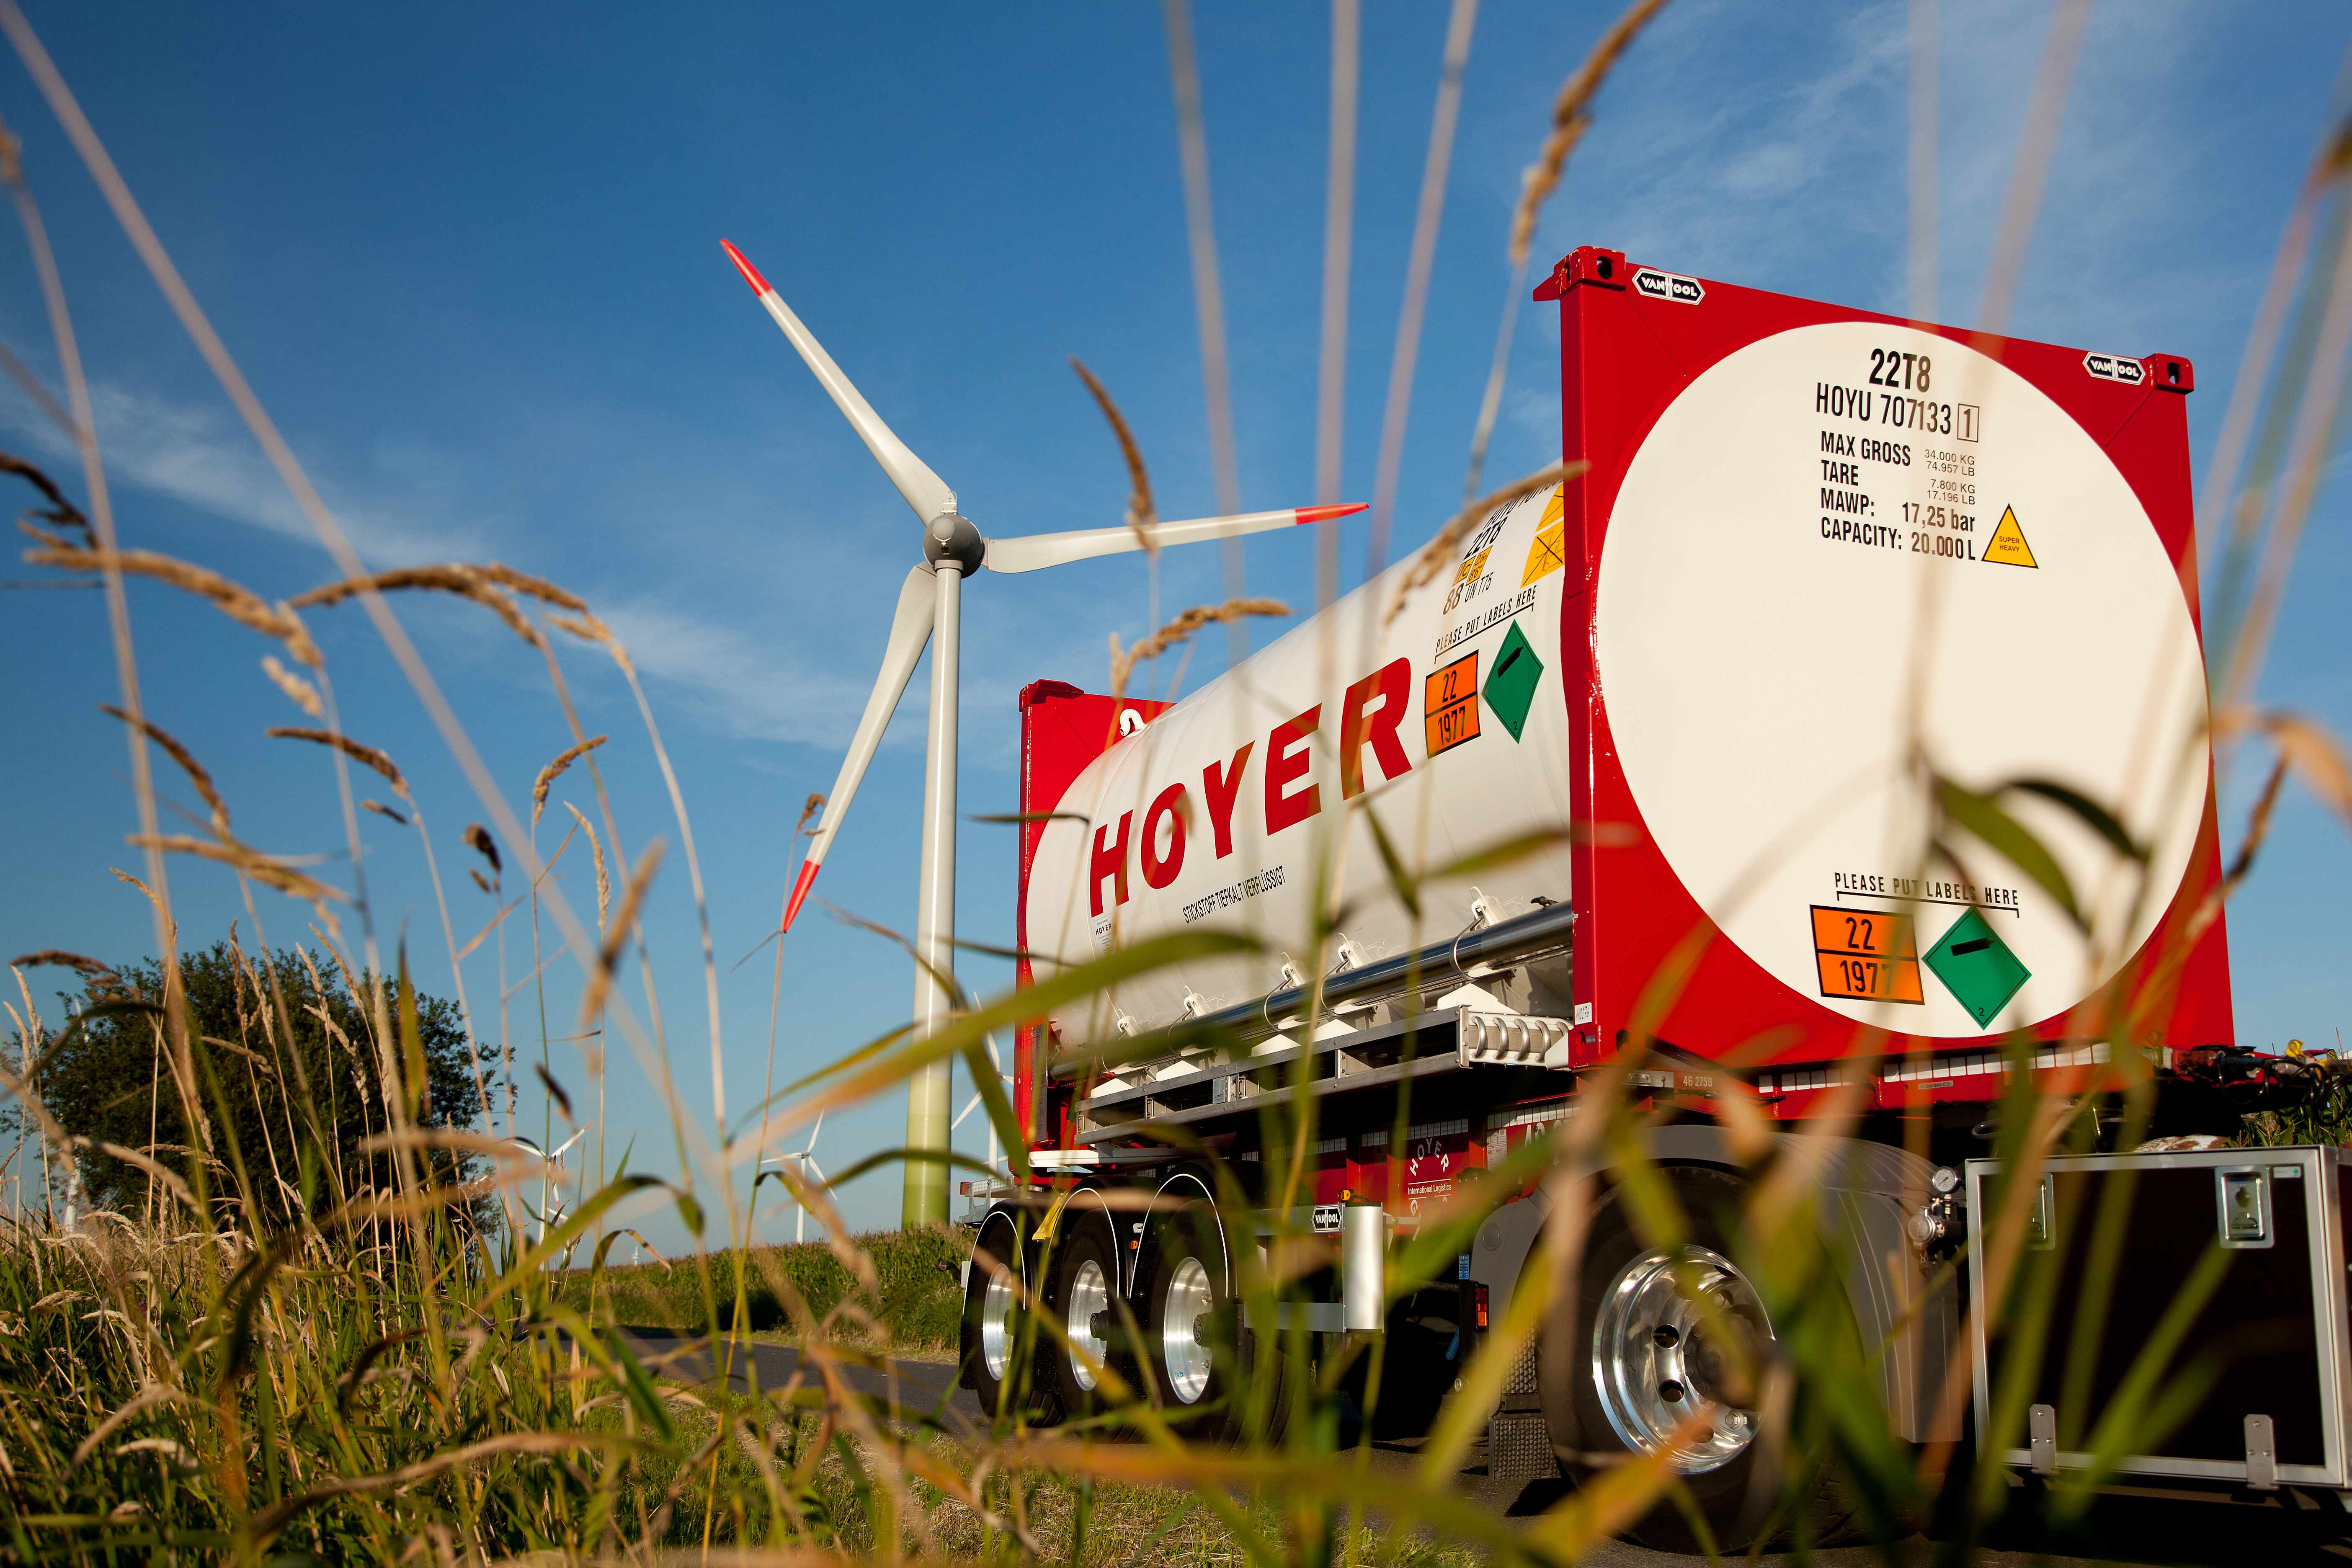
[[1924, 908, 2030, 1028], [1483, 620, 1543, 741]]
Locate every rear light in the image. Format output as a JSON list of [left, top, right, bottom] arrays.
[[1470, 1280, 1490, 1330]]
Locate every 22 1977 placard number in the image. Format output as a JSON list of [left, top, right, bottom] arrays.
[[1809, 905, 1924, 1003]]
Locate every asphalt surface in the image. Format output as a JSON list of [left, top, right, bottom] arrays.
[[627, 1333, 2352, 1567]]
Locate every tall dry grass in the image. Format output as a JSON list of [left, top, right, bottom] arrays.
[[0, 0, 2348, 1563]]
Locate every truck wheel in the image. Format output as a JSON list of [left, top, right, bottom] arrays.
[[1141, 1201, 1294, 1439], [1040, 1210, 1126, 1418], [1142, 1204, 1228, 1423], [962, 1213, 1053, 1424], [1543, 1165, 1848, 1552]]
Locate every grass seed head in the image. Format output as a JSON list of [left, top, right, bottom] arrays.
[[9, 949, 118, 984], [579, 840, 662, 1025], [477, 562, 587, 613], [290, 564, 543, 650], [0, 447, 90, 538], [1070, 356, 1157, 551], [1389, 460, 1582, 626], [549, 609, 635, 676], [100, 705, 230, 836], [260, 655, 322, 719], [1109, 597, 1292, 706], [532, 1061, 573, 1123], [562, 802, 609, 931], [1507, 0, 1672, 267], [25, 542, 321, 667], [126, 834, 347, 920], [266, 727, 407, 795], [463, 823, 501, 879], [531, 735, 608, 829]]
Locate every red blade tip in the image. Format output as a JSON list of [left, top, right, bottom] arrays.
[[1295, 502, 1368, 524], [779, 858, 820, 934], [720, 238, 773, 297]]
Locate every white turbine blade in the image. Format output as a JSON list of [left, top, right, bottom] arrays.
[[950, 1088, 984, 1130], [722, 238, 957, 524], [781, 564, 935, 934], [983, 502, 1365, 575]]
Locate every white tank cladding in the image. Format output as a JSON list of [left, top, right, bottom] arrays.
[[1024, 481, 1579, 1047]]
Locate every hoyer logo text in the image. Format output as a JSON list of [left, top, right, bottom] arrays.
[[1088, 659, 1418, 917], [2082, 352, 2147, 386], [1631, 268, 1704, 305]]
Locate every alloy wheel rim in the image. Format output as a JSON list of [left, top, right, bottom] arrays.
[[1066, 1258, 1110, 1392], [1590, 1243, 1770, 1473], [979, 1261, 1017, 1383], [1160, 1255, 1215, 1403]]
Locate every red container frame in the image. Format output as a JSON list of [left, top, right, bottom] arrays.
[[1539, 245, 2233, 1083]]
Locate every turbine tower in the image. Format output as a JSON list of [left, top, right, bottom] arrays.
[[721, 240, 1361, 1225]]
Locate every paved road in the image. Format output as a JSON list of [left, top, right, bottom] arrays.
[[627, 1333, 2352, 1566]]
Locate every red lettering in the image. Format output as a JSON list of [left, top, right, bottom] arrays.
[[1140, 783, 1189, 889], [1203, 743, 1252, 859], [1264, 705, 1322, 835], [1089, 811, 1132, 916], [1340, 657, 1413, 798]]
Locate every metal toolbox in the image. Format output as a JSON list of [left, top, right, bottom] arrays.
[[1966, 1145, 2352, 1490]]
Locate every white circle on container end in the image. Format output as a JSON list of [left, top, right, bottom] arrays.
[[1595, 322, 2208, 1037]]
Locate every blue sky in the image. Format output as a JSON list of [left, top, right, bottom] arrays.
[[0, 1, 2346, 1241]]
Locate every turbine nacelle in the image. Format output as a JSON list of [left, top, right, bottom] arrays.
[[924, 511, 985, 574]]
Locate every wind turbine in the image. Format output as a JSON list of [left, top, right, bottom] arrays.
[[721, 239, 1363, 1227], [761, 1112, 827, 1245]]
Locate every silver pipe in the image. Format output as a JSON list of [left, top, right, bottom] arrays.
[[1340, 1201, 1387, 1333], [1087, 901, 1576, 1067]]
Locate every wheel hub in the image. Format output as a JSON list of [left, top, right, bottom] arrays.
[[1591, 1243, 1769, 1473], [1065, 1258, 1110, 1392], [978, 1262, 1018, 1383], [1159, 1255, 1215, 1403]]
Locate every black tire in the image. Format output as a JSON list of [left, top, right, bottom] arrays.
[[1539, 1164, 1851, 1553], [1039, 1208, 1128, 1419], [961, 1211, 1054, 1424], [1140, 1200, 1289, 1440]]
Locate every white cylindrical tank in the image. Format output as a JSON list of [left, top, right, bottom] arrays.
[[1023, 482, 1579, 1047], [1024, 322, 2210, 1052]]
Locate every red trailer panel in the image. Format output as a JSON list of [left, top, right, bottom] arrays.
[[1540, 245, 2232, 1078]]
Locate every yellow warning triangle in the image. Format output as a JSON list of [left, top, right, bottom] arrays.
[[1521, 485, 1568, 586], [1984, 506, 2037, 568]]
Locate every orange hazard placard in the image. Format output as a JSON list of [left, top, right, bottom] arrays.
[[1810, 905, 1924, 1003], [1424, 652, 1480, 756]]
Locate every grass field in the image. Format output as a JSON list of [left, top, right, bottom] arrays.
[[560, 1227, 971, 1350]]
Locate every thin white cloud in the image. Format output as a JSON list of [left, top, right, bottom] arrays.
[[590, 598, 882, 749], [0, 362, 898, 753], [1519, 0, 2220, 336], [0, 369, 468, 564]]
